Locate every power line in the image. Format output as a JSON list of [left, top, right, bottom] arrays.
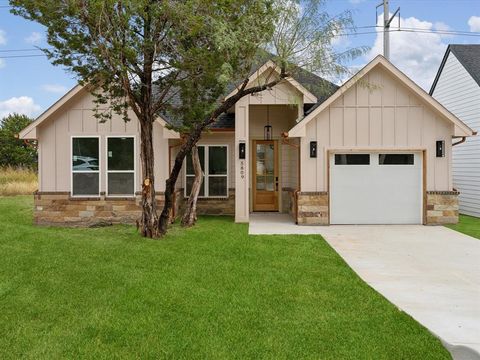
[[0, 54, 49, 59], [0, 48, 46, 53]]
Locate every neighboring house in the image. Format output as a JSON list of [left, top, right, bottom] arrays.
[[20, 55, 475, 226], [430, 44, 480, 218]]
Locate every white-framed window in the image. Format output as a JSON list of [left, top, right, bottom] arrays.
[[106, 136, 136, 197], [71, 136, 100, 197], [185, 145, 228, 198]]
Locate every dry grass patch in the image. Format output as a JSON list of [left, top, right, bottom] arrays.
[[0, 167, 37, 196]]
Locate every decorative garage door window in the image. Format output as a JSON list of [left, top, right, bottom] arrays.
[[71, 137, 100, 196], [107, 137, 135, 196], [379, 154, 414, 165], [185, 145, 228, 198], [334, 154, 370, 165]]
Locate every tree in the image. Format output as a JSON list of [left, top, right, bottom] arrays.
[[11, 0, 277, 238], [11, 0, 365, 236], [0, 114, 37, 168], [158, 0, 366, 232], [181, 146, 202, 227]]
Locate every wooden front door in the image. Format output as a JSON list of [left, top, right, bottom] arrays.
[[253, 140, 279, 211]]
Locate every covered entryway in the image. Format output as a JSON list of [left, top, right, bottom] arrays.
[[329, 152, 423, 224]]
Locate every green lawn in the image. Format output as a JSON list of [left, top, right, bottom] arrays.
[[447, 214, 480, 239], [0, 196, 449, 359]]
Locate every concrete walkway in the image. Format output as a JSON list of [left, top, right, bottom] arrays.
[[249, 214, 480, 359]]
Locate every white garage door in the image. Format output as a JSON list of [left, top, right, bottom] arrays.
[[330, 152, 423, 224]]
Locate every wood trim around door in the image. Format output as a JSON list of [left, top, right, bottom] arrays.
[[252, 140, 279, 211]]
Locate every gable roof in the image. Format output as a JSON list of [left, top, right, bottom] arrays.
[[430, 44, 480, 94], [289, 55, 476, 138], [224, 60, 319, 103], [19, 84, 85, 139], [20, 59, 338, 139], [224, 52, 338, 103]]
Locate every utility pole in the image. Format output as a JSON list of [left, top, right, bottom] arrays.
[[376, 0, 400, 60], [383, 0, 390, 59]]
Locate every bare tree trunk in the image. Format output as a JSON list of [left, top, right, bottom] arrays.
[[139, 119, 159, 238], [158, 126, 203, 235], [181, 145, 203, 227]]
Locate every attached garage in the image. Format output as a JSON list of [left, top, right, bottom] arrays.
[[329, 152, 423, 224], [288, 56, 475, 226]]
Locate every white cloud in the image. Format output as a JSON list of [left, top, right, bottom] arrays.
[[0, 97, 42, 119], [0, 29, 6, 45], [25, 31, 42, 45], [468, 16, 480, 32], [0, 59, 5, 69], [41, 84, 68, 93], [349, 0, 366, 3], [366, 15, 451, 90]]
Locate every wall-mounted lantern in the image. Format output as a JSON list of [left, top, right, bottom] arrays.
[[436, 140, 445, 158], [310, 141, 317, 158], [239, 142, 246, 159], [264, 106, 272, 140]]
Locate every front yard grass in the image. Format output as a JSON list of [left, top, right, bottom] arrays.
[[0, 196, 450, 359], [447, 214, 480, 239]]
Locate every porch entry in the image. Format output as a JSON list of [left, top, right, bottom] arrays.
[[252, 140, 279, 211]]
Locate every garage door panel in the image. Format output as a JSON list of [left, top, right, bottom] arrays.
[[330, 152, 422, 224]]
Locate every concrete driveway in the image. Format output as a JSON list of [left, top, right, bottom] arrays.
[[317, 225, 480, 360], [249, 216, 480, 358]]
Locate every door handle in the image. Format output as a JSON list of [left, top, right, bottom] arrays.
[[275, 177, 278, 191]]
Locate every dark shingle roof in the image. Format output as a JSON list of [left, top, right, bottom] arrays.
[[430, 44, 480, 94], [160, 55, 338, 130]]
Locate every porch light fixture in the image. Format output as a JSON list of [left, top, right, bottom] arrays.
[[264, 106, 272, 140], [310, 141, 317, 158], [436, 140, 445, 158]]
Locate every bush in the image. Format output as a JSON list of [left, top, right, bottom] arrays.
[[0, 113, 37, 169]]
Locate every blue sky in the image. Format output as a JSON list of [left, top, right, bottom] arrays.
[[0, 0, 479, 119]]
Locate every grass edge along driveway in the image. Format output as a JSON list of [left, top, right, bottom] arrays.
[[0, 196, 450, 359], [447, 214, 480, 240]]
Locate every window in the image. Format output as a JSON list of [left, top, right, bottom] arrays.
[[379, 154, 414, 165], [185, 145, 228, 197], [107, 137, 135, 196], [335, 154, 370, 165], [72, 137, 100, 196]]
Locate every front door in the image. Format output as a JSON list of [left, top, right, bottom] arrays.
[[253, 140, 279, 211]]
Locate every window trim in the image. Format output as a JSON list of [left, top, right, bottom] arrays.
[[70, 135, 101, 198], [184, 144, 229, 198], [106, 136, 137, 198]]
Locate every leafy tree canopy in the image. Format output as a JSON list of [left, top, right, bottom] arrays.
[[0, 114, 37, 168]]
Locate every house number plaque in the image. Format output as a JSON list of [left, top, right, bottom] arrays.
[[240, 160, 245, 179]]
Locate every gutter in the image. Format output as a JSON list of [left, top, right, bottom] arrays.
[[452, 137, 466, 147]]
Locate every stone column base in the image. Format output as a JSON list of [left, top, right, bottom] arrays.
[[426, 191, 459, 225], [296, 192, 329, 225]]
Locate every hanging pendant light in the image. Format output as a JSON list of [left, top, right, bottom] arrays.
[[264, 106, 272, 140]]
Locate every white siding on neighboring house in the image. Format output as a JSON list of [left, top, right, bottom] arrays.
[[432, 52, 480, 217]]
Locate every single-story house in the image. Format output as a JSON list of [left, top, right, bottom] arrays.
[[430, 44, 480, 218], [19, 55, 475, 226]]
